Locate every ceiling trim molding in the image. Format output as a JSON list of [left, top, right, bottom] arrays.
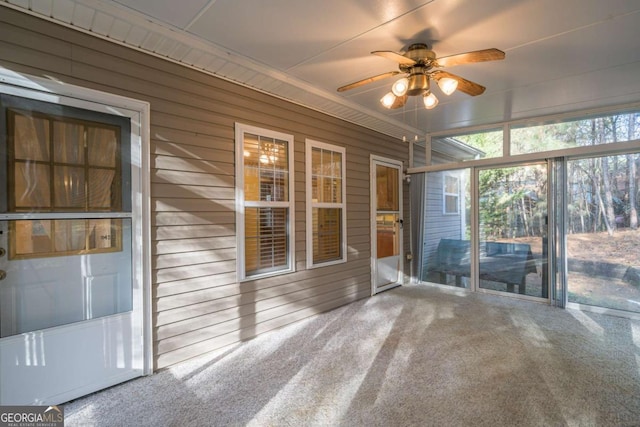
[[1, 0, 423, 141]]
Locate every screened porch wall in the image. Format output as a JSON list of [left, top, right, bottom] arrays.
[[0, 8, 410, 369]]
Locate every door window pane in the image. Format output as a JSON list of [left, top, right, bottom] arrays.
[[54, 121, 84, 164], [54, 166, 86, 208], [10, 219, 122, 259], [376, 165, 399, 210], [13, 113, 50, 161], [14, 163, 51, 209], [54, 219, 87, 252], [88, 126, 118, 167], [89, 169, 116, 208], [376, 214, 399, 258], [6, 106, 123, 259]]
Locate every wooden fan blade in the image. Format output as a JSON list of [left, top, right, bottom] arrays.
[[434, 48, 505, 68], [337, 71, 401, 92], [372, 50, 416, 65], [432, 71, 486, 96]]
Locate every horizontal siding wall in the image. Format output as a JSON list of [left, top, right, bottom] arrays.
[[0, 8, 410, 369]]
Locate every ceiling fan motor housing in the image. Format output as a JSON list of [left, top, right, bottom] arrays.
[[406, 66, 430, 96], [406, 43, 436, 63]]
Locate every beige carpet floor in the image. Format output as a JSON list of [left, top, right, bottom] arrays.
[[65, 284, 640, 426]]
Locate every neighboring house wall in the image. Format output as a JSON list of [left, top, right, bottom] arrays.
[[419, 151, 466, 279], [0, 9, 409, 369]]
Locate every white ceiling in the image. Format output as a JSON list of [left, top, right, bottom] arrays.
[[4, 0, 640, 140]]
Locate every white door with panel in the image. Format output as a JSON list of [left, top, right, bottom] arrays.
[[0, 85, 145, 405], [371, 156, 403, 294]]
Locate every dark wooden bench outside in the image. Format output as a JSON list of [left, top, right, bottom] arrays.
[[427, 239, 537, 294]]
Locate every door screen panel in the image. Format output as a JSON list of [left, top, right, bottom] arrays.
[[565, 155, 640, 312], [478, 164, 548, 298]]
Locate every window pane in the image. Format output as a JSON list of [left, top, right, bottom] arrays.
[[311, 148, 342, 204], [54, 166, 86, 208], [511, 112, 640, 155], [313, 208, 342, 263], [431, 128, 502, 164], [243, 133, 260, 166], [445, 176, 458, 193], [332, 152, 342, 178], [445, 195, 458, 214], [88, 126, 118, 167], [14, 162, 51, 209], [12, 113, 50, 161], [244, 135, 288, 202], [54, 121, 84, 164], [245, 207, 288, 274], [244, 161, 260, 201], [321, 176, 333, 202], [311, 147, 322, 175], [333, 178, 342, 203]]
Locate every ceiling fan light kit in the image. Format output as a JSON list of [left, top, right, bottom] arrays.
[[391, 77, 409, 96], [438, 77, 458, 96], [380, 92, 408, 109], [338, 43, 505, 110], [423, 92, 439, 109]]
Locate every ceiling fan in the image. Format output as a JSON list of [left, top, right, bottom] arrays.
[[337, 43, 505, 110]]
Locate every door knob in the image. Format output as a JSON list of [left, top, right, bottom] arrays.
[[0, 270, 6, 281], [0, 248, 5, 257]]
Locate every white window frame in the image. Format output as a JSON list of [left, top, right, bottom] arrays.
[[235, 123, 295, 281], [305, 139, 347, 268], [443, 174, 460, 215]]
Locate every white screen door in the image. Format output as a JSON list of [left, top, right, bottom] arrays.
[[0, 88, 145, 405], [371, 156, 403, 294]]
